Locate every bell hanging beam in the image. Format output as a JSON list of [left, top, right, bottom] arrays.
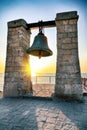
[[26, 20, 56, 29]]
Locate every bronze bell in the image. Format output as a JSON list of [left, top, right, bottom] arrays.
[[26, 31, 53, 59]]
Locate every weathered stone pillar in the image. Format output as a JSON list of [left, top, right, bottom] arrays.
[[55, 11, 83, 100], [4, 19, 32, 97]]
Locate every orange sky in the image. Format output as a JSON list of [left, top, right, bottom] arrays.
[[0, 0, 87, 75], [0, 62, 5, 73], [33, 63, 56, 75], [80, 58, 87, 73], [0, 59, 87, 75]]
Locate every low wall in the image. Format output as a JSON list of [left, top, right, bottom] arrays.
[[0, 74, 87, 97], [32, 84, 54, 97], [32, 79, 87, 97], [82, 78, 87, 93]]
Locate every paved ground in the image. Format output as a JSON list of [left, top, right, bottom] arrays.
[[0, 96, 87, 130]]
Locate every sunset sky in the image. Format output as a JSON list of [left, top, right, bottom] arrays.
[[0, 0, 87, 75]]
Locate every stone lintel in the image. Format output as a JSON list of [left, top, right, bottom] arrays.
[[8, 19, 27, 28], [56, 11, 79, 21]]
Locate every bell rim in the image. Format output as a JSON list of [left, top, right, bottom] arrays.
[[26, 48, 53, 57]]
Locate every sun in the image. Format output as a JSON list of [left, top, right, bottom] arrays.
[[30, 56, 44, 76], [32, 71, 36, 77], [30, 55, 56, 76]]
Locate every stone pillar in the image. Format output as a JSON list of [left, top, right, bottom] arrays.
[[4, 19, 32, 97], [55, 11, 83, 101]]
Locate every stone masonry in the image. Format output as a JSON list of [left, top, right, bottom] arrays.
[[55, 11, 83, 101], [4, 19, 32, 97], [3, 11, 83, 100]]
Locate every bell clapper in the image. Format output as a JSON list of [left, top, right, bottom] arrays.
[[38, 50, 42, 59]]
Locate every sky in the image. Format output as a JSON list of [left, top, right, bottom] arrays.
[[0, 0, 87, 75]]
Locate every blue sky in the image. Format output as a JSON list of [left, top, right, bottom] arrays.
[[0, 0, 87, 73]]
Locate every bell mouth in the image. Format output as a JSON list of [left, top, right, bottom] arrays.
[[26, 49, 53, 57]]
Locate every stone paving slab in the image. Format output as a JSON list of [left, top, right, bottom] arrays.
[[0, 96, 87, 130]]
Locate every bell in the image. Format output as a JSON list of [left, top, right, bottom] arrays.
[[26, 31, 53, 59]]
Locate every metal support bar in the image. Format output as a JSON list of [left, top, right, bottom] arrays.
[[27, 20, 56, 29]]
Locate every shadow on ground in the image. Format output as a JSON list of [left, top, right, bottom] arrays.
[[0, 96, 87, 130]]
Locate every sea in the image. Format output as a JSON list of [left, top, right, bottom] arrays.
[[0, 73, 87, 91]]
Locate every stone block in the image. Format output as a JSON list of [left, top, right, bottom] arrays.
[[62, 20, 68, 25], [64, 84, 72, 95], [62, 54, 72, 62], [64, 25, 73, 32], [72, 37, 78, 43], [57, 25, 65, 32], [65, 24, 77, 32], [69, 19, 77, 24], [62, 54, 78, 64], [68, 32, 77, 38], [58, 49, 77, 55], [62, 38, 71, 43], [56, 21, 63, 26], [56, 11, 78, 20], [58, 32, 68, 38], [8, 19, 27, 28], [62, 43, 77, 49]]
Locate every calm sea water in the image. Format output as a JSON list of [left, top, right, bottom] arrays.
[[0, 73, 87, 91]]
